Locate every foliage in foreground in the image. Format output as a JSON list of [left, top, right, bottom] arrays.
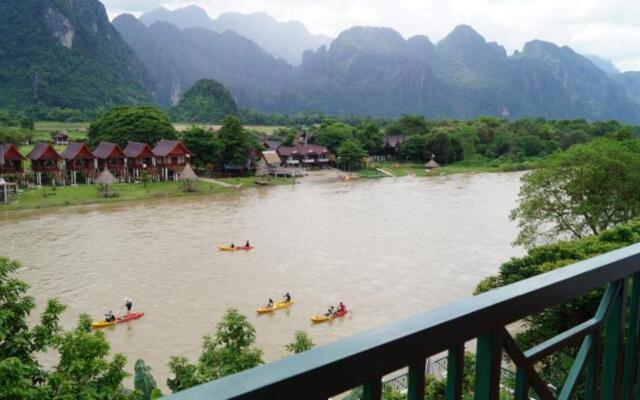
[[286, 331, 315, 354], [167, 308, 264, 392], [511, 138, 640, 247], [0, 257, 135, 399], [476, 219, 640, 392]]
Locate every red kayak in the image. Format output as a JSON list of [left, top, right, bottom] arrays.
[[92, 312, 145, 328]]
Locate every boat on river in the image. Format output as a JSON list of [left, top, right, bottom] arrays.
[[92, 312, 145, 329], [218, 245, 254, 251], [311, 309, 348, 323], [257, 300, 294, 314]]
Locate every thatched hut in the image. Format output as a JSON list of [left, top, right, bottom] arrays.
[[95, 168, 119, 197], [178, 163, 198, 192], [425, 155, 441, 170]]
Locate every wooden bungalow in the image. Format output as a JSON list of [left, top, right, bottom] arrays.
[[27, 143, 62, 185], [93, 142, 126, 180], [277, 144, 331, 169], [0, 143, 27, 177], [61, 142, 96, 184], [123, 141, 157, 181], [152, 140, 193, 181], [380, 135, 406, 159]]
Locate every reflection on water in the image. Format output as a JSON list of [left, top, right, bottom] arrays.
[[0, 172, 524, 388]]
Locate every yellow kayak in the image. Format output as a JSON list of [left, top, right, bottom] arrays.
[[218, 245, 253, 251], [91, 320, 115, 328], [311, 309, 348, 323], [257, 300, 294, 314]]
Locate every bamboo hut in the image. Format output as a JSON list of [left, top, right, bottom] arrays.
[[178, 163, 198, 192], [123, 141, 157, 181], [27, 143, 62, 185], [93, 142, 126, 180], [61, 142, 96, 184], [0, 143, 27, 177]]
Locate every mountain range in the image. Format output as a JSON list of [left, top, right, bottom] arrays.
[[139, 6, 331, 65], [2, 0, 640, 123]]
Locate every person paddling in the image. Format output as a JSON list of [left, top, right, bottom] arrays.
[[325, 306, 335, 317], [124, 298, 133, 314], [267, 298, 274, 309], [245, 240, 251, 248], [283, 292, 291, 303], [105, 310, 116, 323]]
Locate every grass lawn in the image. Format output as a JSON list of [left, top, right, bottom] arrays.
[[359, 158, 545, 178], [2, 177, 291, 211]]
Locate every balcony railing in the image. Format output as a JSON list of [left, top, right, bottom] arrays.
[[167, 243, 640, 400]]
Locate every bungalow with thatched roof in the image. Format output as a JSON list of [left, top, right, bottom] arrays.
[[380, 135, 406, 159], [93, 142, 126, 180], [61, 142, 96, 184], [123, 141, 157, 181], [0, 143, 27, 176], [27, 143, 62, 185], [277, 144, 331, 169], [152, 140, 193, 181]]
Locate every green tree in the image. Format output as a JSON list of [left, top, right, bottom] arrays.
[[511, 139, 640, 247], [285, 331, 315, 354], [354, 122, 385, 155], [273, 127, 297, 146], [181, 126, 222, 169], [46, 314, 133, 399], [385, 115, 430, 137], [167, 308, 263, 392], [88, 106, 177, 147], [397, 135, 427, 161], [169, 79, 238, 124], [425, 128, 464, 164], [134, 359, 161, 400], [315, 120, 354, 153], [218, 116, 252, 166], [337, 140, 367, 171]]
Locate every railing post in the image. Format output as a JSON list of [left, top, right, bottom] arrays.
[[407, 359, 426, 400], [363, 377, 382, 400], [622, 273, 640, 400], [601, 280, 625, 400], [474, 332, 502, 400], [514, 367, 529, 400], [446, 344, 465, 400], [585, 334, 600, 400]]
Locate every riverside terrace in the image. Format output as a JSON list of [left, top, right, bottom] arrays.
[[0, 140, 193, 184], [167, 244, 640, 400]]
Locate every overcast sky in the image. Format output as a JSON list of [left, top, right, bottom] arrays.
[[102, 0, 640, 71]]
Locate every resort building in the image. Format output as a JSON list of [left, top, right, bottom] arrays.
[[0, 143, 27, 177], [152, 140, 193, 181], [93, 142, 127, 180], [276, 144, 331, 168], [60, 142, 96, 184], [27, 143, 62, 185], [380, 135, 406, 159], [123, 141, 157, 181]]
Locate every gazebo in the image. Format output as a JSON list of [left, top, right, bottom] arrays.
[[94, 168, 119, 197], [178, 163, 198, 192], [425, 154, 441, 170]]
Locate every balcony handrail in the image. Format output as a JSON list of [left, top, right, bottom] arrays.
[[167, 243, 640, 399]]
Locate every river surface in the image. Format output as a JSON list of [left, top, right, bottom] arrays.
[[0, 172, 525, 388]]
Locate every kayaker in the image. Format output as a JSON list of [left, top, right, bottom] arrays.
[[105, 310, 116, 323], [267, 298, 274, 309], [245, 240, 250, 248], [325, 306, 335, 317], [338, 302, 346, 313], [124, 298, 133, 314], [230, 243, 235, 249], [284, 292, 291, 303]]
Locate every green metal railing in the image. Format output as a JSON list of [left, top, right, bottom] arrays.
[[168, 243, 640, 399]]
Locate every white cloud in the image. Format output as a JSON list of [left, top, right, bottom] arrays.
[[101, 0, 640, 71]]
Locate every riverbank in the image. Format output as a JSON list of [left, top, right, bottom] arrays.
[[358, 158, 544, 178], [1, 177, 290, 211]]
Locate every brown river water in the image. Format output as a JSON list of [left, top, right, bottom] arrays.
[[0, 172, 525, 388]]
